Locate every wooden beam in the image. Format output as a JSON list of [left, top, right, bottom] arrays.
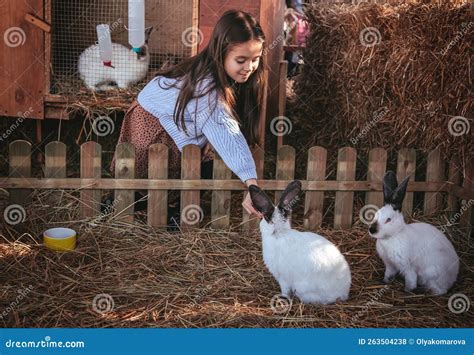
[[0, 178, 451, 193]]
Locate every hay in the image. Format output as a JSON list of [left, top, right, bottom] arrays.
[[291, 0, 473, 161], [56, 86, 140, 116], [0, 188, 472, 328]]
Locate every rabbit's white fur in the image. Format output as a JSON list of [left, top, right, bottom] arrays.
[[78, 25, 152, 91], [250, 181, 351, 305], [369, 172, 459, 295]]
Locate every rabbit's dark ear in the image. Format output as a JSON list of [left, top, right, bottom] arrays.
[[278, 180, 302, 214], [391, 175, 409, 211], [383, 171, 398, 204], [249, 185, 274, 222]]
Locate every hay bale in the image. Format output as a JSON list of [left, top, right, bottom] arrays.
[[291, 0, 472, 160]]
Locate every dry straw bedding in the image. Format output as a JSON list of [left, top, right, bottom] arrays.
[[0, 190, 472, 328]]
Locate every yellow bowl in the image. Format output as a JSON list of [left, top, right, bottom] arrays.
[[43, 227, 77, 251]]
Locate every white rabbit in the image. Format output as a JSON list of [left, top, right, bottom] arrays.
[[368, 171, 459, 295], [78, 27, 153, 90], [249, 181, 351, 305]]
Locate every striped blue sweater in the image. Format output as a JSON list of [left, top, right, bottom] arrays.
[[137, 76, 257, 182]]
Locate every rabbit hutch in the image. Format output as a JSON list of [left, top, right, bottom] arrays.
[[0, 0, 285, 147]]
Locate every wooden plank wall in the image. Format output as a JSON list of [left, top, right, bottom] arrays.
[[0, 0, 44, 119]]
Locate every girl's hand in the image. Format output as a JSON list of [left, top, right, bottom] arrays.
[[242, 192, 262, 217], [242, 178, 263, 218]]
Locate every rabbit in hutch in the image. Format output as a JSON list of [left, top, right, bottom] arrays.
[[249, 180, 351, 305], [369, 171, 459, 295], [78, 27, 153, 90]]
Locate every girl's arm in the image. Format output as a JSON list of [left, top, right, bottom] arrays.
[[199, 107, 258, 183]]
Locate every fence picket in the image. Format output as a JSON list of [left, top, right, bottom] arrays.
[[45, 141, 66, 209], [242, 147, 264, 235], [114, 143, 135, 223], [181, 145, 201, 229], [304, 146, 326, 230], [148, 143, 169, 228], [366, 148, 387, 207], [424, 148, 444, 215], [9, 140, 31, 207], [460, 158, 473, 233], [211, 154, 232, 229], [80, 141, 101, 218], [396, 148, 416, 215], [334, 147, 356, 229], [275, 145, 296, 203], [447, 159, 461, 214]]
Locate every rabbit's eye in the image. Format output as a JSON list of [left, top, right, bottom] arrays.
[[385, 218, 392, 224]]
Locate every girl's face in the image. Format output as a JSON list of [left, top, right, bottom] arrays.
[[224, 40, 263, 83]]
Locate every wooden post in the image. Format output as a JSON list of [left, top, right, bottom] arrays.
[[396, 148, 416, 216], [424, 148, 444, 215], [211, 154, 232, 229], [447, 158, 461, 214], [114, 143, 135, 223], [334, 147, 356, 229], [274, 145, 296, 203], [460, 157, 473, 236], [181, 145, 201, 229], [148, 143, 169, 228], [8, 140, 32, 207], [80, 141, 101, 218], [45, 141, 66, 207], [304, 146, 327, 230], [366, 148, 387, 207], [242, 146, 264, 235]]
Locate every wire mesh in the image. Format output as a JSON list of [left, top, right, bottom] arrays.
[[50, 0, 194, 96]]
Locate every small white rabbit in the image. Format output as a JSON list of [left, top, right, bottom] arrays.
[[368, 171, 459, 295], [78, 27, 153, 90], [249, 181, 351, 305]]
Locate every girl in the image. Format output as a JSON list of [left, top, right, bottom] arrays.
[[110, 10, 266, 218]]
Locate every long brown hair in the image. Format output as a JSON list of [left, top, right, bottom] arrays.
[[156, 10, 267, 147]]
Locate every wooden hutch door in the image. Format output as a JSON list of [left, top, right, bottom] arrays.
[[0, 0, 45, 120]]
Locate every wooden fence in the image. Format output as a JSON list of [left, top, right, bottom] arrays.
[[1, 140, 473, 233]]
